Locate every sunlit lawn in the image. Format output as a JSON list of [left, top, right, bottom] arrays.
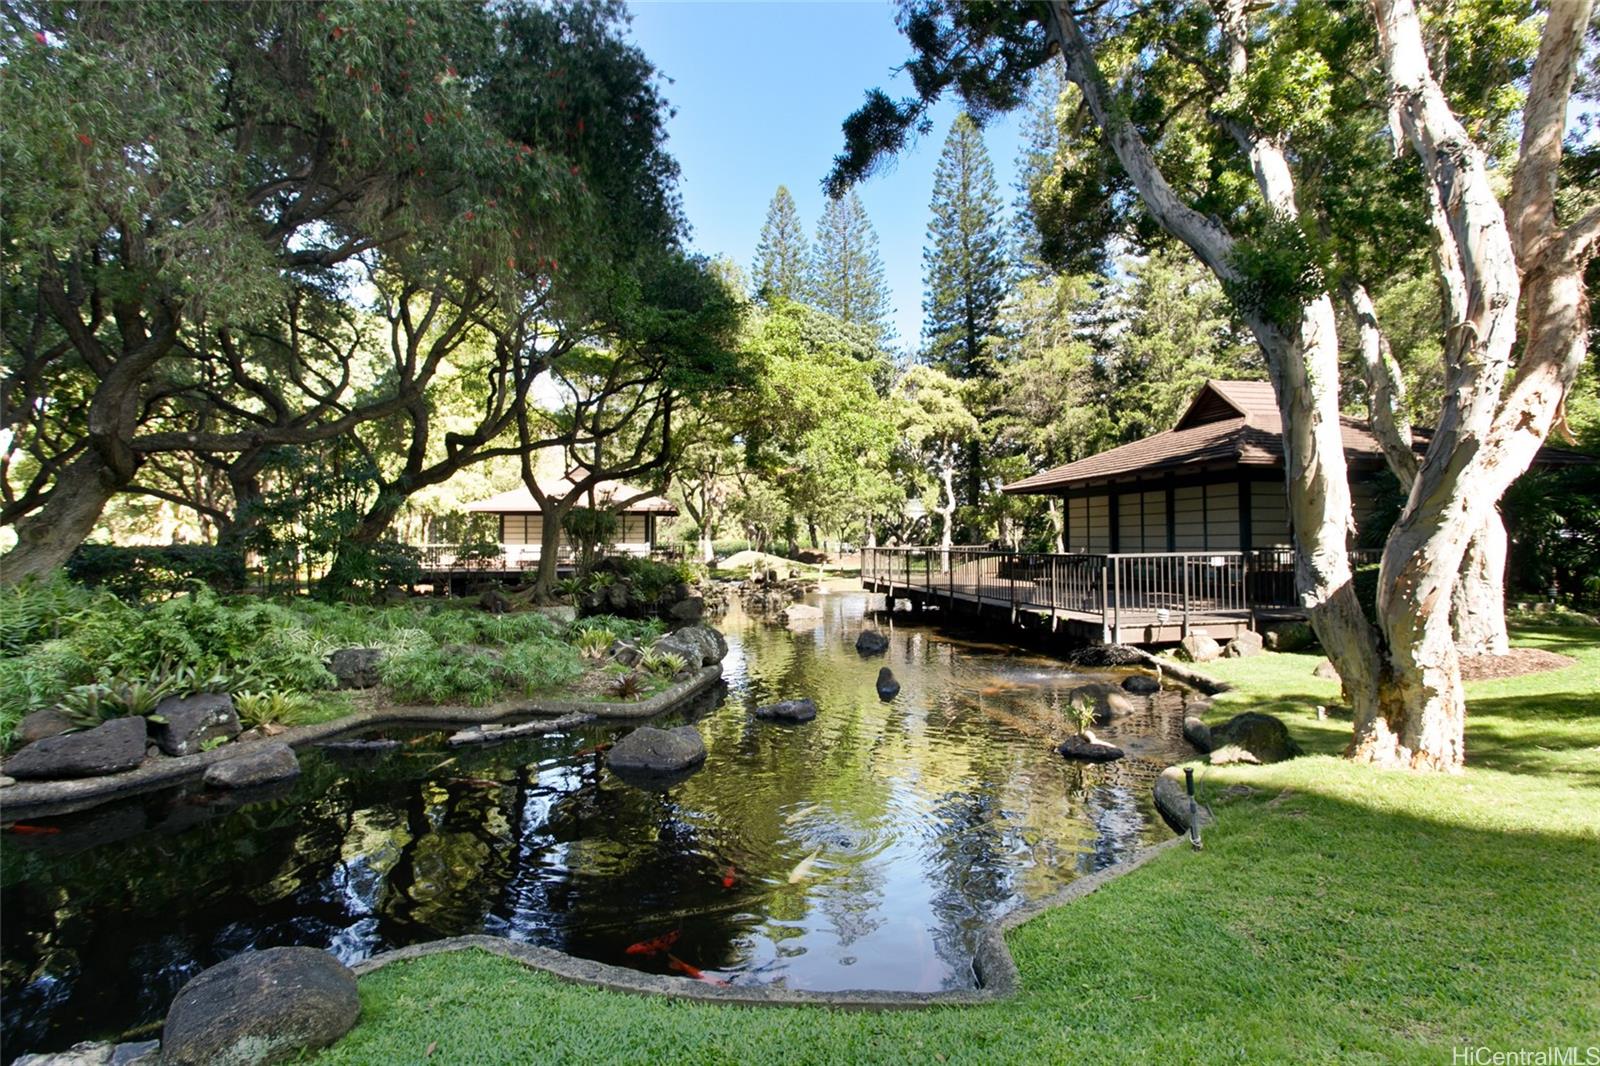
[[310, 627, 1600, 1065]]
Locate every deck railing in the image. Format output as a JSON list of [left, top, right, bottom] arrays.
[[862, 544, 1381, 640]]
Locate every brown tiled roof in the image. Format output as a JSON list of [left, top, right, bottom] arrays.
[[1004, 379, 1587, 495]]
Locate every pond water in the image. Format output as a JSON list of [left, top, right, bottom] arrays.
[[1, 590, 1191, 1060]]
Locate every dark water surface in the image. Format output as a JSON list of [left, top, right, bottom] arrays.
[[1, 591, 1189, 1059]]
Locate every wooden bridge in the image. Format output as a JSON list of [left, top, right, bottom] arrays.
[[861, 546, 1366, 646]]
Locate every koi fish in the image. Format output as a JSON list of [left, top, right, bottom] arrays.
[[667, 954, 729, 986], [448, 777, 500, 790], [574, 743, 613, 757], [624, 930, 680, 956], [784, 804, 819, 825], [721, 866, 737, 889], [6, 824, 60, 836], [787, 847, 822, 884]]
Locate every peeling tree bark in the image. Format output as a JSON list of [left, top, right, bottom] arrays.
[[1452, 514, 1510, 655]]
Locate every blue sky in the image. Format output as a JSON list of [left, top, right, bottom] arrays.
[[625, 1, 1029, 351]]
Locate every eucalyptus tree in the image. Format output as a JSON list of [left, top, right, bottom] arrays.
[[831, 0, 1598, 770]]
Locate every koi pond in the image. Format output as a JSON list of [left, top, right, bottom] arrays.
[[2, 591, 1191, 1060]]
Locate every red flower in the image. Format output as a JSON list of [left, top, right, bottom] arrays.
[[424, 111, 434, 126], [332, 26, 344, 39], [76, 133, 92, 147], [570, 165, 580, 176], [464, 210, 475, 221], [34, 31, 47, 44]]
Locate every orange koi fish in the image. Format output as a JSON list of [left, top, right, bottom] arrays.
[[574, 743, 613, 757], [6, 824, 60, 835], [721, 866, 737, 889], [624, 930, 680, 956], [667, 954, 729, 986]]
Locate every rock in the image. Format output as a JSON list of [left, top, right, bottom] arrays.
[[203, 743, 300, 789], [15, 708, 77, 746], [1224, 630, 1264, 658], [161, 946, 359, 1066], [608, 725, 706, 775], [150, 693, 240, 757], [611, 640, 644, 668], [1121, 673, 1160, 694], [479, 587, 511, 614], [1177, 633, 1222, 663], [854, 629, 890, 655], [1182, 716, 1213, 753], [1207, 744, 1260, 766], [3, 716, 148, 780], [1154, 766, 1212, 834], [1056, 732, 1125, 762], [875, 667, 900, 701], [1264, 621, 1317, 652], [780, 603, 823, 628], [667, 596, 705, 623], [1312, 657, 1341, 681], [0, 774, 15, 788], [13, 1040, 159, 1066], [1183, 698, 1212, 717], [1067, 643, 1145, 668], [653, 625, 728, 667], [754, 698, 818, 723], [1208, 712, 1300, 764], [532, 604, 577, 625], [326, 648, 384, 690]]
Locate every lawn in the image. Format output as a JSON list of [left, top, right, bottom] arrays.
[[310, 627, 1600, 1065]]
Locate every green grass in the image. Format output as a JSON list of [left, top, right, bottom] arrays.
[[312, 627, 1600, 1065]]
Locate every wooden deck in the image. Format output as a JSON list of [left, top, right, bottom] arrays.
[[861, 546, 1323, 646]]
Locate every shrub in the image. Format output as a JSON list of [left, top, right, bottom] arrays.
[[497, 639, 585, 694], [66, 543, 247, 599], [0, 573, 100, 655], [569, 615, 664, 644], [379, 645, 503, 706]]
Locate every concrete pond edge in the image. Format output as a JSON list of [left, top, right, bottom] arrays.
[[0, 664, 724, 818], [349, 834, 1189, 1012]]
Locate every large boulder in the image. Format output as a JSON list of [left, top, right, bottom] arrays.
[[780, 603, 823, 628], [653, 625, 727, 668], [754, 698, 817, 723], [14, 708, 76, 746], [150, 693, 240, 757], [326, 648, 384, 690], [13, 1040, 159, 1066], [1264, 621, 1317, 652], [1056, 732, 1125, 762], [4, 716, 148, 780], [607, 726, 707, 775], [875, 667, 900, 701], [667, 596, 705, 624], [1177, 633, 1222, 663], [203, 743, 300, 790], [1154, 766, 1212, 835], [1224, 630, 1264, 658], [1207, 712, 1299, 764], [1067, 643, 1145, 668], [1312, 658, 1341, 681], [161, 946, 359, 1066], [1121, 673, 1161, 695], [854, 629, 890, 655]]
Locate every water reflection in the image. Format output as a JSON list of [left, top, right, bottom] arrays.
[[1, 591, 1188, 1059]]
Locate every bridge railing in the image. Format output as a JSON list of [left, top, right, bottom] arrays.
[[862, 545, 1353, 638]]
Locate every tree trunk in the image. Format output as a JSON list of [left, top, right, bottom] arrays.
[[532, 501, 571, 599], [1, 452, 125, 584], [1047, 496, 1064, 553], [1452, 512, 1509, 655], [937, 454, 957, 572]]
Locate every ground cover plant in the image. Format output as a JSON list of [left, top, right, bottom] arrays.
[[308, 627, 1600, 1065], [0, 576, 675, 744]]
